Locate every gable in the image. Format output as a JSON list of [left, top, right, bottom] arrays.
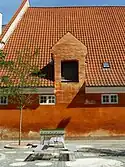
[[52, 32, 87, 57]]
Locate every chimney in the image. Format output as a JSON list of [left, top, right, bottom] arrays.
[[0, 13, 2, 35]]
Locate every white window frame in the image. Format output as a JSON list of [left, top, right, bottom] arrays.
[[39, 95, 56, 105], [0, 96, 8, 105], [101, 94, 118, 104]]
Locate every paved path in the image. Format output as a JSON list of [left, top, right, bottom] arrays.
[[0, 140, 125, 166]]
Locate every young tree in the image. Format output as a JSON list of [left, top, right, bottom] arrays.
[[0, 49, 45, 145]]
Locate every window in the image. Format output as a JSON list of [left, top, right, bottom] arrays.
[[103, 62, 110, 69], [61, 60, 79, 82], [101, 94, 118, 104], [39, 95, 56, 105], [111, 95, 118, 103], [0, 96, 8, 105]]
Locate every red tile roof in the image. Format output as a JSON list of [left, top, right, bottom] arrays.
[[1, 6, 125, 87], [0, 0, 28, 41]]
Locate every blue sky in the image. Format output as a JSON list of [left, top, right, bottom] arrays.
[[0, 0, 125, 24]]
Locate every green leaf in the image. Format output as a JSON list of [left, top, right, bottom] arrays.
[[1, 76, 9, 83], [32, 68, 40, 75], [38, 73, 46, 78], [0, 60, 14, 67]]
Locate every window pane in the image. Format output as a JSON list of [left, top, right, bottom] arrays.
[[44, 99, 47, 103], [0, 96, 7, 104], [3, 97, 7, 104], [49, 98, 55, 104], [111, 95, 117, 103], [103, 96, 109, 103], [40, 96, 47, 103], [1, 97, 4, 103], [48, 99, 52, 103], [49, 96, 55, 104], [52, 96, 55, 100], [52, 100, 55, 103]]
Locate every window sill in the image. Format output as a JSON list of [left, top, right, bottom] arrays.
[[61, 80, 79, 83], [39, 103, 56, 105], [102, 103, 118, 104], [0, 104, 8, 105]]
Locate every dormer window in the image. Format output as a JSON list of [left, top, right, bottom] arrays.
[[61, 60, 79, 82], [103, 62, 110, 69]]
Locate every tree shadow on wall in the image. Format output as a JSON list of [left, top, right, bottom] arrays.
[[0, 95, 39, 110], [56, 117, 71, 129]]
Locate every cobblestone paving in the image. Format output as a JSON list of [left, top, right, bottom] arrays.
[[0, 140, 125, 167]]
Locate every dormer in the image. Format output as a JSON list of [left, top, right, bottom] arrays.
[[51, 32, 87, 84]]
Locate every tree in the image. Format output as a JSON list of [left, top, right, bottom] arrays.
[[0, 48, 45, 145]]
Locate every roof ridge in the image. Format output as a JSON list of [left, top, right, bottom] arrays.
[[0, 0, 30, 44]]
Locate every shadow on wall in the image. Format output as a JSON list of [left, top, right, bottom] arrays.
[[67, 83, 86, 108], [0, 103, 39, 110], [0, 95, 39, 110], [40, 61, 54, 81], [0, 61, 54, 110], [32, 60, 54, 81], [67, 83, 123, 108], [57, 117, 71, 129]]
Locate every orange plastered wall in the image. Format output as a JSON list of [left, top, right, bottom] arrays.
[[0, 93, 125, 136]]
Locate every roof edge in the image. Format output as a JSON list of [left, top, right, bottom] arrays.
[[30, 6, 125, 8], [0, 0, 30, 49], [86, 87, 125, 93], [86, 86, 125, 87]]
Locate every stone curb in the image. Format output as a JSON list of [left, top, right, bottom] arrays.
[[4, 144, 32, 149]]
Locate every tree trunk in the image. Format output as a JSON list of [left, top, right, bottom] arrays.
[[19, 107, 23, 146]]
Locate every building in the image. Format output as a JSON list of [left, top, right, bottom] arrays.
[[0, 0, 125, 138]]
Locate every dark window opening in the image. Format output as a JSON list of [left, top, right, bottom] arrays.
[[61, 60, 79, 82]]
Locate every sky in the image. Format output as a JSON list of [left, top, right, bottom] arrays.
[[0, 0, 125, 24]]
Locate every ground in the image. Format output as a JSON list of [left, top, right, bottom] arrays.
[[1, 140, 125, 166]]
